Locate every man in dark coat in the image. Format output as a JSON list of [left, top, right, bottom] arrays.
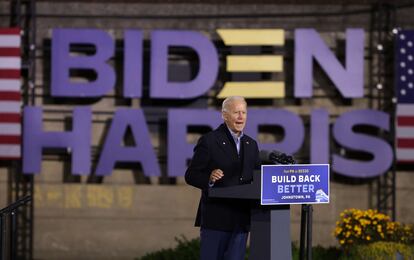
[[185, 96, 260, 260]]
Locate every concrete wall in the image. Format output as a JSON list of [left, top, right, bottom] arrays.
[[1, 2, 414, 259], [33, 183, 200, 259]]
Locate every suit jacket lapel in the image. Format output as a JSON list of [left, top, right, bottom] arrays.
[[215, 124, 238, 159], [241, 136, 252, 176]]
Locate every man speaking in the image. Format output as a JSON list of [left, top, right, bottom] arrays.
[[185, 96, 260, 260]]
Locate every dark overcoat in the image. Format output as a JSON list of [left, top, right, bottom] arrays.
[[185, 123, 260, 232]]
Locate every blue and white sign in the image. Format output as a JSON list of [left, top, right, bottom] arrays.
[[261, 164, 330, 205]]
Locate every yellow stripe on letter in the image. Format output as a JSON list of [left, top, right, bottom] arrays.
[[217, 29, 285, 46], [227, 55, 283, 72], [217, 82, 285, 99], [217, 29, 286, 99]]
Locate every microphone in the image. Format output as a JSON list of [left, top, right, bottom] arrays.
[[260, 150, 295, 165]]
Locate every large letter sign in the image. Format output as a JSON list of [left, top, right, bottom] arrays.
[[332, 110, 393, 178], [23, 106, 91, 175], [95, 109, 161, 176], [294, 28, 364, 98], [51, 29, 115, 97], [20, 27, 395, 179], [123, 30, 143, 98], [311, 109, 329, 164], [150, 30, 219, 99]]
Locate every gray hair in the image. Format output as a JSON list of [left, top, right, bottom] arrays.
[[222, 96, 247, 112]]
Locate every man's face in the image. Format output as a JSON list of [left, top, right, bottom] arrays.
[[222, 100, 247, 136]]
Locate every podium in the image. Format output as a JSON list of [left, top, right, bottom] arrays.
[[208, 172, 292, 260]]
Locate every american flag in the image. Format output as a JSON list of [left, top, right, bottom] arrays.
[[0, 28, 21, 160], [395, 30, 414, 163]]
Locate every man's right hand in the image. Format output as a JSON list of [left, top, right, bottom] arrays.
[[209, 169, 224, 183]]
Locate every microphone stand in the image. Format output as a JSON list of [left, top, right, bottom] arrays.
[[299, 204, 313, 260]]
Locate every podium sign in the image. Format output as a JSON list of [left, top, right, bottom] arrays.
[[261, 164, 329, 205]]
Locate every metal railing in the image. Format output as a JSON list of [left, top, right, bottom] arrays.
[[0, 196, 32, 260]]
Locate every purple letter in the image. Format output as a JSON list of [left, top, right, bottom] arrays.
[[95, 109, 161, 176], [295, 29, 364, 98], [311, 109, 329, 164], [168, 109, 221, 177], [124, 30, 143, 98], [23, 106, 91, 175], [150, 30, 219, 99], [332, 109, 393, 178], [51, 29, 115, 97], [244, 109, 304, 154]]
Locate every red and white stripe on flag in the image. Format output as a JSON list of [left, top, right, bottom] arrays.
[[396, 104, 414, 163], [0, 28, 21, 160]]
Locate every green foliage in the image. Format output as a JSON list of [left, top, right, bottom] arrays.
[[342, 241, 414, 260], [137, 237, 344, 260], [137, 236, 414, 260], [312, 245, 342, 259]]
